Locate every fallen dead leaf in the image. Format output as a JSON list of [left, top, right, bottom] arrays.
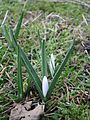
[[9, 101, 44, 120]]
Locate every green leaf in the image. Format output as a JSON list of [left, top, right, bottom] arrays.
[[41, 40, 47, 77], [17, 46, 23, 99], [9, 27, 17, 49], [2, 24, 44, 100], [2, 22, 45, 101], [19, 47, 44, 100], [37, 30, 42, 48], [14, 12, 24, 39], [47, 40, 74, 98], [54, 112, 58, 120], [1, 25, 12, 47]]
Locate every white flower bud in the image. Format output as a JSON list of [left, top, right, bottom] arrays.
[[42, 76, 49, 97]]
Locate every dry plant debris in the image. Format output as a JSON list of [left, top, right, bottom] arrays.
[[9, 101, 44, 120]]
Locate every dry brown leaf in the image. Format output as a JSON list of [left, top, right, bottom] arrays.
[[9, 101, 44, 120]]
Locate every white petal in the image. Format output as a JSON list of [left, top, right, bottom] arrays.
[[51, 53, 55, 69], [49, 53, 55, 77], [42, 76, 49, 97], [49, 60, 54, 76]]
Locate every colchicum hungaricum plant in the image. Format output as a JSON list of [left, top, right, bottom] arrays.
[[1, 11, 74, 103]]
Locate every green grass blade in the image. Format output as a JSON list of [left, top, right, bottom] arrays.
[[14, 12, 24, 39], [2, 25, 12, 47], [41, 40, 47, 77], [47, 40, 74, 98], [54, 112, 58, 120], [17, 46, 23, 99], [9, 27, 17, 49], [2, 24, 44, 100], [37, 30, 42, 48], [19, 47, 44, 100]]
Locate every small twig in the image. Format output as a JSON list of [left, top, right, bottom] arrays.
[[2, 10, 9, 25], [5, 71, 15, 88], [86, 69, 90, 76], [44, 112, 55, 116], [46, 12, 53, 20], [81, 41, 89, 55], [64, 81, 69, 102], [32, 13, 42, 23], [23, 13, 42, 26], [1, 50, 8, 62], [45, 101, 57, 113], [82, 14, 88, 26], [0, 66, 7, 78]]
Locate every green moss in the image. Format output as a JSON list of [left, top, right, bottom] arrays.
[[58, 102, 90, 120]]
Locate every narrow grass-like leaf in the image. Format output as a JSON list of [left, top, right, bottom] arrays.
[[37, 30, 42, 48], [17, 46, 23, 99], [41, 40, 47, 77], [9, 27, 17, 49], [19, 47, 44, 100], [2, 25, 12, 47], [3, 25, 44, 100], [14, 12, 24, 39], [2, 22, 44, 100], [54, 112, 58, 120], [47, 40, 74, 98]]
